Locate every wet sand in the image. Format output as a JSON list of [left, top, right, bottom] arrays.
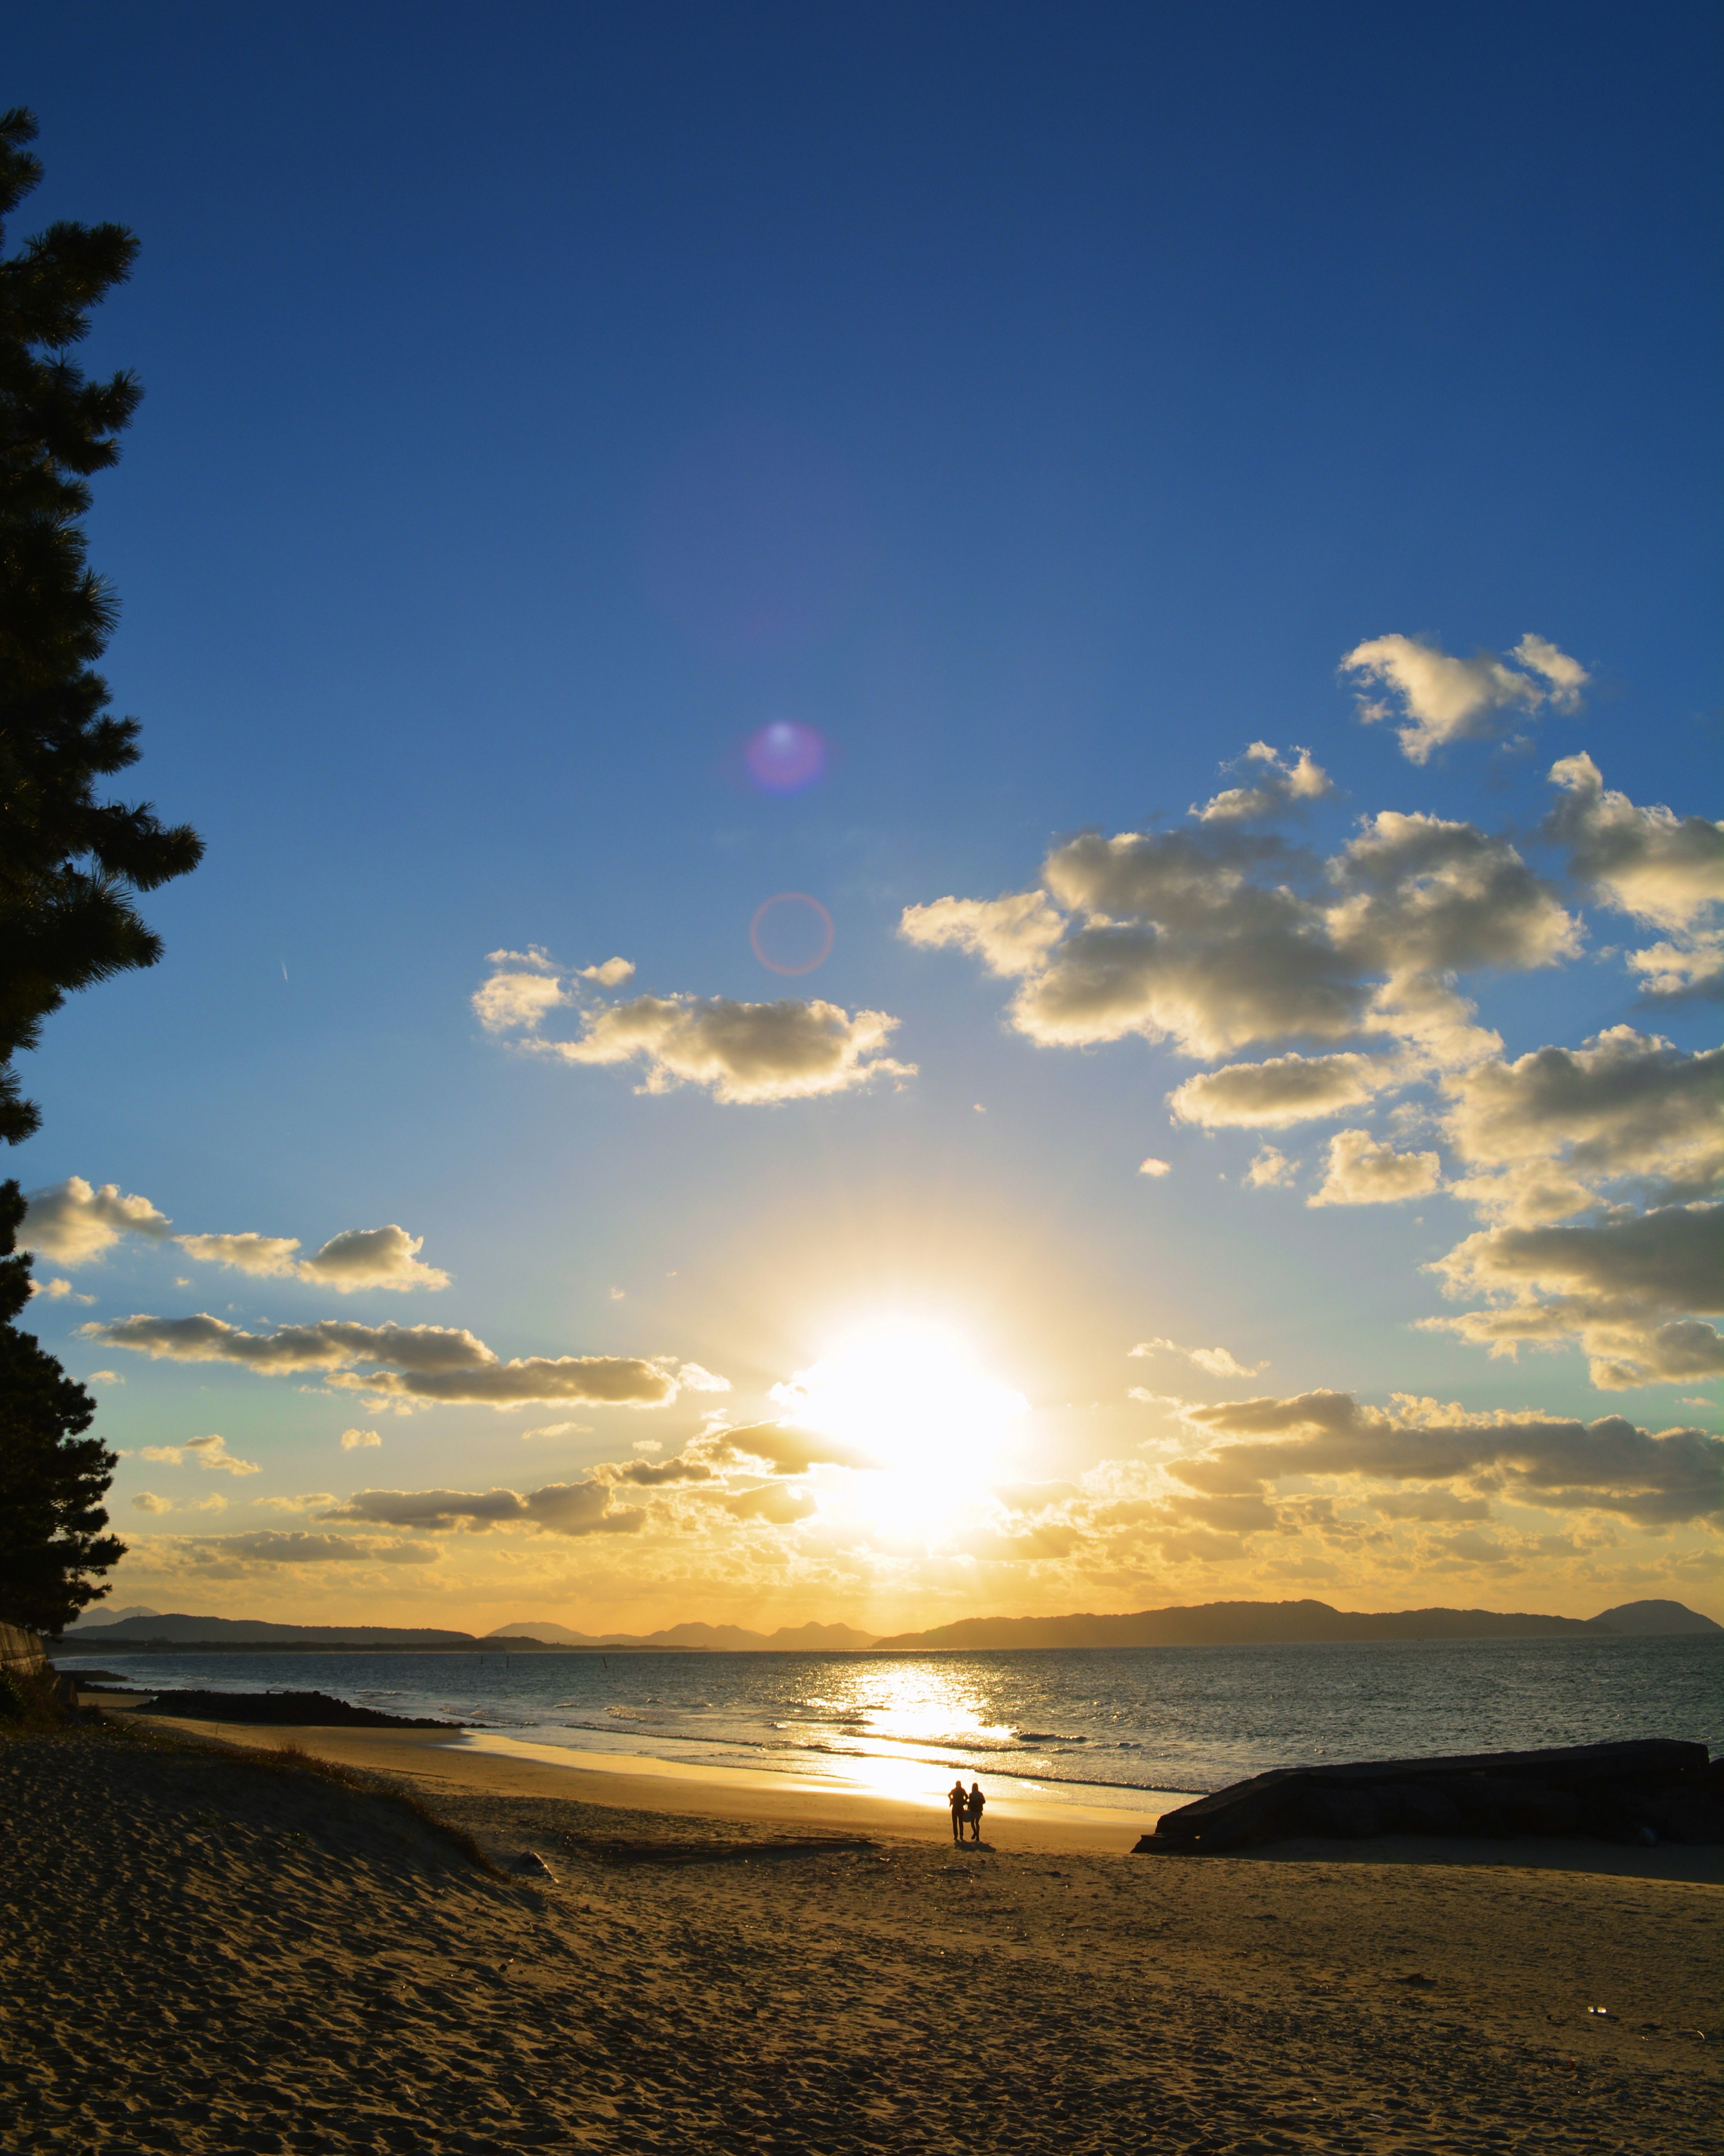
[[2, 1706, 1716, 2154]]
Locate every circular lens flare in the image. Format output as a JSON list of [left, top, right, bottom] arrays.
[[750, 892, 834, 975], [744, 719, 827, 794]]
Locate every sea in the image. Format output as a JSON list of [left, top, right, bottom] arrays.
[[54, 1632, 1723, 1817]]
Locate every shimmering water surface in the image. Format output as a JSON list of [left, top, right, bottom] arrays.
[[57, 1635, 1721, 1813]]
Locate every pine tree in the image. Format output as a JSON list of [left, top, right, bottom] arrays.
[[0, 108, 202, 1626], [0, 1180, 123, 1631], [0, 105, 203, 1146]]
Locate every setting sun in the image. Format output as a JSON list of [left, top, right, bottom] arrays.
[[771, 1326, 1030, 1526]]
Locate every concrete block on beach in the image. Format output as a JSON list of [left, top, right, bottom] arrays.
[[1135, 1738, 1724, 1853]]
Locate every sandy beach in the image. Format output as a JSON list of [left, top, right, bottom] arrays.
[[0, 1700, 1717, 2155]]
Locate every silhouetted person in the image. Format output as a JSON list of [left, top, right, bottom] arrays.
[[966, 1781, 985, 1842], [948, 1778, 968, 1842]]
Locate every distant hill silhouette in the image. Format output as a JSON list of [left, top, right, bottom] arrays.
[[871, 1596, 1720, 1650], [1587, 1600, 1722, 1636], [53, 1613, 479, 1647], [487, 1619, 877, 1651]]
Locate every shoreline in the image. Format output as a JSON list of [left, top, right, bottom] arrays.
[[124, 1709, 1181, 1855], [107, 1700, 1724, 1877]]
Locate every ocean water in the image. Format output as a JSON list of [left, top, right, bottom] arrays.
[[56, 1634, 1722, 1812]]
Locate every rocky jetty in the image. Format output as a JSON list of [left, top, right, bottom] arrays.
[[140, 1689, 457, 1730], [1135, 1738, 1724, 1854]]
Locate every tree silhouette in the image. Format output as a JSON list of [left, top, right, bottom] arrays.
[[0, 105, 203, 1146], [0, 108, 205, 1626], [0, 1182, 123, 1632]]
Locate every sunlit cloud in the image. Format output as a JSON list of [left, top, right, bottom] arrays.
[[1341, 630, 1587, 762], [1129, 1336, 1267, 1378], [1546, 753, 1724, 1000], [22, 1177, 449, 1292], [473, 949, 912, 1104], [22, 1177, 172, 1263], [1308, 1129, 1442, 1207], [155, 1531, 442, 1568], [83, 1313, 688, 1409], [1192, 742, 1332, 823], [1245, 1145, 1297, 1189], [1425, 1204, 1724, 1390], [1169, 1388, 1723, 1526], [29, 1276, 93, 1303], [135, 1433, 259, 1477], [1168, 1049, 1399, 1129], [339, 1427, 381, 1450], [538, 993, 913, 1103], [319, 1483, 644, 1538]]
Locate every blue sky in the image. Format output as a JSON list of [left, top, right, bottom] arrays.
[[12, 3, 1721, 1629]]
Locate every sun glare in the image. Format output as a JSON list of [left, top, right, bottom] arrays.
[[772, 1325, 1029, 1530]]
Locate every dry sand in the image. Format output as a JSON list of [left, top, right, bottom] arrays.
[[1, 1704, 1717, 2155]]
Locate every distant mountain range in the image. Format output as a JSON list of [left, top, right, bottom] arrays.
[[53, 1596, 1716, 1652], [871, 1597, 1720, 1649]]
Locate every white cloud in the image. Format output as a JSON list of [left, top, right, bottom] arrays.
[[24, 1178, 449, 1293], [476, 947, 910, 1107], [134, 1433, 260, 1477], [898, 891, 1067, 976], [1137, 1156, 1171, 1177], [1245, 1145, 1297, 1189], [22, 1177, 173, 1263], [83, 1314, 683, 1409], [174, 1232, 301, 1276], [339, 1428, 381, 1451], [579, 957, 636, 987], [537, 994, 915, 1104], [255, 1492, 340, 1514], [132, 1492, 172, 1514], [85, 1370, 120, 1384], [473, 947, 567, 1032], [295, 1226, 451, 1292], [1545, 754, 1724, 998], [520, 1420, 593, 1441], [1193, 743, 1332, 823], [1308, 1129, 1442, 1207], [1168, 1049, 1399, 1129], [1129, 1336, 1267, 1378], [178, 1224, 449, 1293], [673, 1361, 731, 1392], [1341, 631, 1587, 762], [1627, 936, 1724, 1001], [29, 1277, 93, 1303], [1546, 753, 1724, 933]]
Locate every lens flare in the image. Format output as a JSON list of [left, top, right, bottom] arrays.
[[750, 892, 835, 975], [744, 719, 827, 794]]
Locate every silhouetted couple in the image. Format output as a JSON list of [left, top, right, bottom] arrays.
[[948, 1777, 985, 1843]]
